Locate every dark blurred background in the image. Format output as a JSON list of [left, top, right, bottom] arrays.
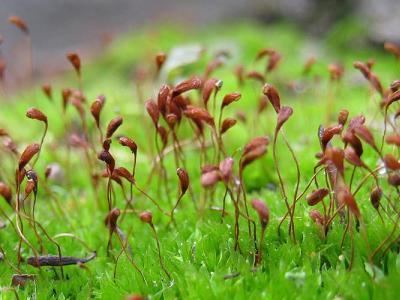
[[0, 0, 399, 80]]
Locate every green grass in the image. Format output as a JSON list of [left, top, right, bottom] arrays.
[[1, 21, 400, 299]]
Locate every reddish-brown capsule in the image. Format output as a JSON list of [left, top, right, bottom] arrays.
[[262, 83, 281, 113], [386, 134, 400, 147], [384, 42, 400, 59], [370, 186, 382, 210], [204, 59, 224, 78], [139, 211, 153, 224], [202, 78, 219, 106], [344, 146, 364, 167], [251, 199, 270, 228], [125, 295, 145, 300], [8, 16, 29, 34], [109, 172, 123, 186], [219, 157, 234, 183], [62, 88, 71, 111], [119, 136, 137, 155], [383, 154, 400, 171], [113, 167, 135, 184], [106, 116, 123, 139], [16, 169, 26, 186], [255, 48, 274, 60], [348, 115, 366, 130], [266, 51, 281, 73], [221, 92, 241, 109], [71, 97, 85, 119], [366, 58, 375, 70], [90, 96, 105, 128], [337, 109, 349, 126], [246, 70, 265, 83], [24, 180, 35, 198], [184, 106, 214, 127], [69, 134, 88, 148], [145, 100, 159, 127], [388, 173, 400, 187], [66, 52, 81, 75], [0, 182, 12, 204], [0, 128, 9, 137], [276, 106, 293, 133], [243, 136, 270, 156], [256, 48, 281, 72], [166, 113, 178, 128], [390, 80, 400, 92], [309, 209, 325, 226], [201, 167, 221, 188], [171, 94, 188, 111], [353, 61, 384, 96], [201, 165, 218, 174], [353, 61, 370, 78], [324, 147, 345, 176], [26, 108, 48, 124], [319, 125, 343, 150], [336, 184, 360, 218], [155, 52, 167, 72], [2, 136, 18, 155], [342, 131, 363, 157], [257, 96, 268, 114], [234, 111, 246, 123], [11, 274, 35, 287], [42, 84, 53, 101], [220, 118, 237, 135], [157, 126, 168, 147], [25, 170, 38, 191], [234, 65, 244, 86], [104, 208, 120, 231], [44, 165, 52, 180], [172, 76, 202, 97], [240, 145, 267, 170], [201, 172, 220, 188], [19, 143, 40, 171], [157, 84, 170, 116], [387, 90, 400, 107], [177, 168, 189, 195], [241, 136, 269, 170], [98, 150, 115, 172], [306, 188, 329, 206], [71, 89, 86, 102], [102, 139, 112, 151], [328, 63, 344, 81]]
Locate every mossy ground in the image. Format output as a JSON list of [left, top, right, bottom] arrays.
[[1, 21, 400, 299]]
